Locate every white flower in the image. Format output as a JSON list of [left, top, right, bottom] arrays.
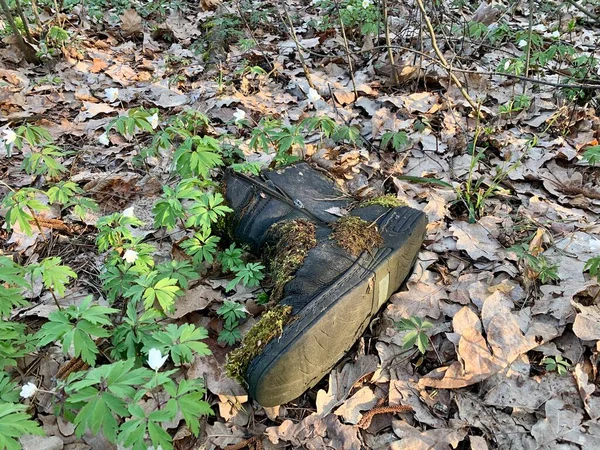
[[122, 206, 135, 217], [148, 348, 168, 371], [233, 108, 246, 122], [3, 128, 17, 145], [147, 113, 159, 130], [532, 24, 547, 33], [362, 0, 371, 8], [20, 382, 37, 399], [518, 39, 528, 48], [551, 30, 560, 38], [503, 60, 511, 71], [98, 132, 110, 146], [105, 88, 119, 102], [307, 87, 321, 103], [123, 249, 139, 264]]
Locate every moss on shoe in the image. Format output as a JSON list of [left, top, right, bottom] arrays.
[[266, 219, 317, 303], [225, 305, 293, 383], [361, 194, 406, 208], [331, 216, 384, 256]]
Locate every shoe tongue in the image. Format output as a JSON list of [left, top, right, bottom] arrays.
[[263, 163, 350, 223]]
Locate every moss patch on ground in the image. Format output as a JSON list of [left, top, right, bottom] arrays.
[[265, 219, 317, 302], [331, 216, 384, 256], [225, 305, 293, 383], [361, 194, 406, 208]]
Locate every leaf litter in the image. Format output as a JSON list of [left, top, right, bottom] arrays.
[[2, 0, 600, 448]]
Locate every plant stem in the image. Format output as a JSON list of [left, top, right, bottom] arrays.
[[13, 0, 33, 41], [382, 0, 398, 85], [415, 0, 481, 116], [0, 0, 39, 63], [281, 8, 315, 89], [333, 0, 358, 100]]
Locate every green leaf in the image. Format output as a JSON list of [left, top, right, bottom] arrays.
[[166, 379, 213, 436], [0, 403, 43, 450], [35, 296, 118, 365], [583, 145, 600, 165], [395, 175, 453, 188], [584, 256, 600, 278], [153, 324, 211, 365], [226, 262, 264, 292]]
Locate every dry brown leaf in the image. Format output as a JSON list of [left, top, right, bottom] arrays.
[[266, 414, 361, 450], [450, 221, 503, 261], [574, 363, 600, 420], [89, 57, 109, 73], [387, 269, 445, 320], [572, 303, 600, 341], [530, 398, 587, 449], [167, 284, 223, 319], [120, 9, 143, 35], [391, 421, 468, 450], [419, 297, 539, 389], [334, 386, 378, 425], [315, 354, 378, 416], [205, 422, 245, 448]]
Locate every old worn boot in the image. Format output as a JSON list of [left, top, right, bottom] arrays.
[[225, 164, 427, 406]]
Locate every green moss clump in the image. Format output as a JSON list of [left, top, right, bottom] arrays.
[[331, 216, 384, 256], [266, 219, 317, 302], [225, 305, 293, 383], [361, 194, 406, 208]]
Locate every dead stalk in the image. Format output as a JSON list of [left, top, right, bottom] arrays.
[[414, 0, 481, 116], [332, 0, 358, 100], [281, 8, 315, 89], [382, 0, 398, 85], [523, 0, 533, 91]]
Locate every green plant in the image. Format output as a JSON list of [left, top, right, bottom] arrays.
[[454, 128, 522, 223], [107, 108, 159, 140], [36, 295, 118, 365], [542, 355, 570, 376], [218, 244, 244, 272], [396, 317, 433, 354], [584, 256, 600, 278], [0, 403, 44, 449], [583, 145, 600, 165], [510, 242, 560, 284], [153, 324, 211, 365], [380, 130, 409, 152], [226, 262, 265, 292], [0, 188, 48, 235], [22, 145, 69, 177], [217, 301, 247, 346], [316, 0, 381, 35], [499, 94, 531, 115]]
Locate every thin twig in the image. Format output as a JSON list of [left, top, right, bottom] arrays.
[[332, 0, 358, 100], [295, 42, 600, 90], [414, 0, 481, 115], [13, 0, 33, 41], [523, 0, 533, 91], [564, 0, 600, 22], [280, 8, 315, 89], [382, 0, 398, 85]]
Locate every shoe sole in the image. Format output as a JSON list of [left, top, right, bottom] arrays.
[[246, 207, 427, 406]]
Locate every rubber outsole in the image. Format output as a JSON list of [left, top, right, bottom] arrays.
[[246, 207, 427, 406]]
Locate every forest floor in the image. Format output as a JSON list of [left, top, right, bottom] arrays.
[[2, 0, 600, 449]]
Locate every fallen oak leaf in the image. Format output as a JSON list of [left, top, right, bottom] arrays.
[[120, 9, 143, 36]]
